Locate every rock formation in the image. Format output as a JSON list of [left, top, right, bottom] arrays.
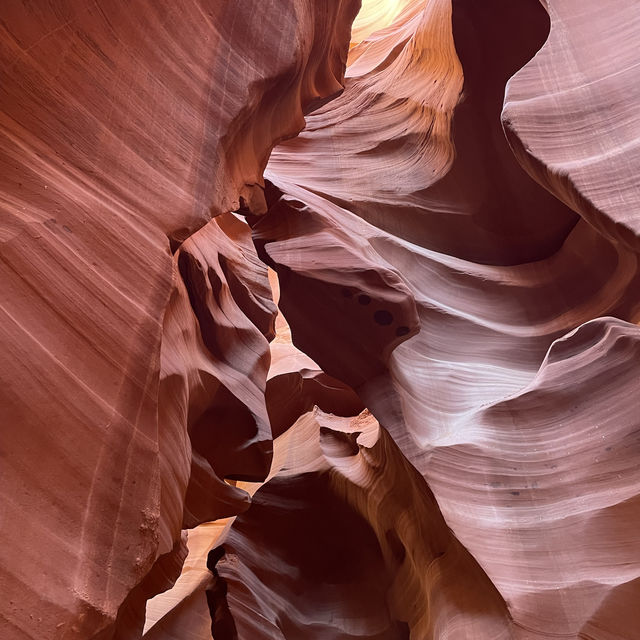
[[0, 1, 358, 637], [1, 0, 639, 638]]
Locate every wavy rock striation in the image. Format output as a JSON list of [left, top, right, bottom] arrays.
[[0, 1, 358, 638], [503, 0, 640, 252], [245, 0, 640, 638], [216, 409, 513, 639], [2, 0, 640, 638]]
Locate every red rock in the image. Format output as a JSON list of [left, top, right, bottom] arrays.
[[3, 0, 640, 638], [0, 1, 358, 637], [243, 0, 640, 637]]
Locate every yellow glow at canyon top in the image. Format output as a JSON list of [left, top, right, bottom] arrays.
[[350, 0, 411, 47]]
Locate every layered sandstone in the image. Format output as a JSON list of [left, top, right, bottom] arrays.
[[0, 1, 358, 637], [2, 0, 640, 639]]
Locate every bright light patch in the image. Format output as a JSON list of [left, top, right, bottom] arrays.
[[350, 0, 409, 48]]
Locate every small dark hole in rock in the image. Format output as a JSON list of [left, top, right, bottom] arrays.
[[374, 310, 393, 326]]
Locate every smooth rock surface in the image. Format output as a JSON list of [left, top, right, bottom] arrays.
[[249, 0, 640, 637], [2, 0, 640, 638], [0, 1, 358, 637]]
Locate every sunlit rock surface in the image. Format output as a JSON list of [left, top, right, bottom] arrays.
[[2, 0, 640, 638], [248, 0, 640, 637]]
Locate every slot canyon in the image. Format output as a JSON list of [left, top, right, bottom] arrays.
[[1, 0, 640, 638]]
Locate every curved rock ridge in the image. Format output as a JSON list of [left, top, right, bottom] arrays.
[[254, 0, 640, 637], [250, 184, 421, 389], [0, 1, 360, 638], [266, 0, 581, 265], [160, 212, 277, 539], [503, 0, 640, 252], [439, 317, 640, 638], [3, 0, 640, 638], [250, 185, 640, 638], [215, 409, 512, 639], [141, 247, 367, 639]]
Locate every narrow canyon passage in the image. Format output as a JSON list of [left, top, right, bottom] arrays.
[[1, 1, 639, 639]]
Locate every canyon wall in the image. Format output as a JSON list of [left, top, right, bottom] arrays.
[[1, 0, 639, 639], [0, 1, 358, 637]]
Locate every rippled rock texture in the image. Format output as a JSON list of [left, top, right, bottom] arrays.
[[2, 0, 640, 638], [0, 1, 358, 638]]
